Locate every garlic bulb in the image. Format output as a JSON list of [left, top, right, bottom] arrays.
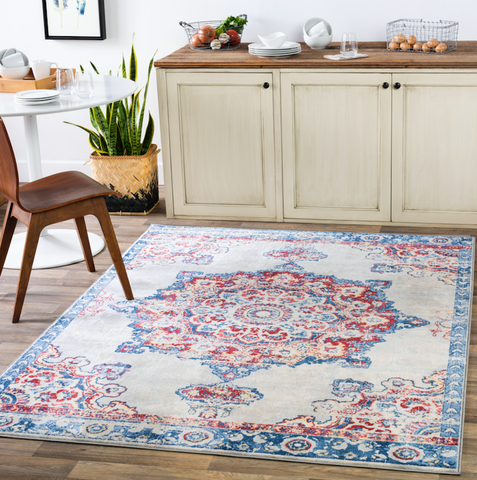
[[218, 33, 230, 44], [210, 39, 221, 50]]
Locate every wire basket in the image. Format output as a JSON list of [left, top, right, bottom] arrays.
[[180, 15, 247, 51], [386, 19, 458, 54]]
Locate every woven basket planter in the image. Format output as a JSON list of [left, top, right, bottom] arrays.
[[90, 145, 160, 215]]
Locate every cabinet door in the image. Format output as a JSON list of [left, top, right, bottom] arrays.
[[392, 74, 477, 224], [165, 71, 277, 219], [281, 72, 392, 222]]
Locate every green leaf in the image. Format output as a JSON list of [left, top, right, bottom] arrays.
[[88, 133, 108, 155], [129, 41, 137, 82], [140, 113, 154, 155], [80, 64, 84, 72], [108, 101, 120, 155], [90, 61, 100, 74], [118, 102, 132, 155], [129, 92, 140, 155], [137, 50, 157, 151], [91, 106, 112, 155]]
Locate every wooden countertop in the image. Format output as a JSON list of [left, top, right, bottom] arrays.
[[155, 41, 477, 69]]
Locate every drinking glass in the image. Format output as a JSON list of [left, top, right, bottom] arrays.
[[75, 71, 95, 98], [56, 68, 75, 95], [341, 32, 358, 57]]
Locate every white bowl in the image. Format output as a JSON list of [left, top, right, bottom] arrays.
[[0, 65, 30, 80], [303, 17, 332, 37], [304, 33, 333, 50], [257, 32, 287, 48]]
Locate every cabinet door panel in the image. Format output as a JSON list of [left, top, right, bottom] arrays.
[[281, 73, 392, 222], [393, 74, 477, 224], [166, 72, 277, 219]]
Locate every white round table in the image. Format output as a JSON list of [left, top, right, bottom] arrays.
[[0, 75, 137, 269]]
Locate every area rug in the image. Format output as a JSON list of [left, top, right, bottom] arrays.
[[0, 226, 473, 474]]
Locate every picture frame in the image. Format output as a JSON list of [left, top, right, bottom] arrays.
[[42, 0, 106, 40]]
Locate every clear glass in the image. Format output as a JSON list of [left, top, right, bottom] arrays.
[[56, 68, 75, 96], [341, 32, 358, 57], [75, 71, 95, 98]]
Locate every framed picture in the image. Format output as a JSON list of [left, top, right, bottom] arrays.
[[42, 0, 106, 40]]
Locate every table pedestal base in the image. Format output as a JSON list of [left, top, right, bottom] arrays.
[[4, 230, 105, 270]]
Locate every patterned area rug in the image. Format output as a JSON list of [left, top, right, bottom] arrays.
[[0, 226, 473, 474]]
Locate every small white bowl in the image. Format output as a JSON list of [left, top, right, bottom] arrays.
[[304, 33, 333, 50], [0, 65, 30, 80], [303, 17, 332, 37], [257, 32, 287, 48]]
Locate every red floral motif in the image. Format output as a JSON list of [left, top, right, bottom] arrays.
[[354, 244, 460, 285], [0, 345, 136, 417], [116, 271, 427, 380], [277, 371, 446, 443]]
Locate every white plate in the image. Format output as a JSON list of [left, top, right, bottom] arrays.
[[249, 48, 301, 55], [250, 49, 301, 57], [14, 97, 59, 105], [248, 41, 300, 50], [14, 89, 59, 101]]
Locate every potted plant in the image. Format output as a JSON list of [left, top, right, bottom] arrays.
[[66, 40, 159, 214]]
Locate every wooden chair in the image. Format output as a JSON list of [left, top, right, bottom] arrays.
[[0, 118, 133, 323]]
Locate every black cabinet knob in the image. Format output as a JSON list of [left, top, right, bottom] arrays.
[[394, 82, 401, 89], [382, 82, 389, 89], [263, 82, 270, 89]]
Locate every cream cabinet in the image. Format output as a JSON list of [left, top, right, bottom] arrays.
[[392, 73, 477, 225], [281, 72, 392, 222], [157, 67, 477, 227], [157, 70, 280, 220]]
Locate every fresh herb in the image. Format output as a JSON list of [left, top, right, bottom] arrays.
[[216, 15, 248, 35]]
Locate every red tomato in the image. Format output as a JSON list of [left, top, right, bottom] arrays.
[[198, 25, 216, 43], [227, 29, 240, 46]]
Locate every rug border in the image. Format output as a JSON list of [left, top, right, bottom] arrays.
[[0, 225, 473, 476]]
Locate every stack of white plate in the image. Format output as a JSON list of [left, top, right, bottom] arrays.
[[248, 41, 301, 58], [14, 89, 60, 105]]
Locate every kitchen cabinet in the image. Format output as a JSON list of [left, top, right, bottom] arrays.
[[158, 70, 280, 220], [392, 73, 477, 224], [281, 72, 392, 222], [156, 42, 477, 227]]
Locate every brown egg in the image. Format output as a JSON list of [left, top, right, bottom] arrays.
[[389, 41, 399, 50], [407, 35, 417, 45], [413, 42, 422, 51], [394, 34, 406, 43], [427, 38, 438, 48], [435, 42, 447, 53], [422, 43, 431, 53], [400, 42, 411, 51]]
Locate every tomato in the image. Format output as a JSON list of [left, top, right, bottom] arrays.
[[227, 29, 240, 46], [198, 25, 216, 43]]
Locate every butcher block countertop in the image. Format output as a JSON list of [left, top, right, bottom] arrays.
[[155, 41, 477, 69]]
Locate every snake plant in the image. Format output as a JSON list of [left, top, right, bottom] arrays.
[[66, 40, 157, 157]]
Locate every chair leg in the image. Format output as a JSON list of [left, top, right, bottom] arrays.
[[74, 216, 95, 272], [12, 215, 43, 323], [0, 202, 18, 277], [93, 199, 133, 300]]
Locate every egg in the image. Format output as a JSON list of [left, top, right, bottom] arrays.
[[400, 42, 411, 51], [427, 38, 438, 48], [198, 25, 216, 43], [435, 42, 447, 53], [389, 41, 399, 50], [413, 42, 422, 51], [407, 35, 417, 45], [422, 43, 431, 53], [394, 34, 406, 43]]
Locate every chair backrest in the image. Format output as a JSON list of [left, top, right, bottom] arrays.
[[0, 118, 20, 205]]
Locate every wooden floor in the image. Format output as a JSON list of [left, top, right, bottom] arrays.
[[0, 189, 475, 480]]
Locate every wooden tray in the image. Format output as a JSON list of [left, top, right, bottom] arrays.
[[0, 68, 57, 93]]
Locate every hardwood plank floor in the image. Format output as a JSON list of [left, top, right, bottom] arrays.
[[0, 188, 475, 480]]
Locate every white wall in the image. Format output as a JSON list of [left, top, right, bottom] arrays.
[[1, 0, 476, 183]]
